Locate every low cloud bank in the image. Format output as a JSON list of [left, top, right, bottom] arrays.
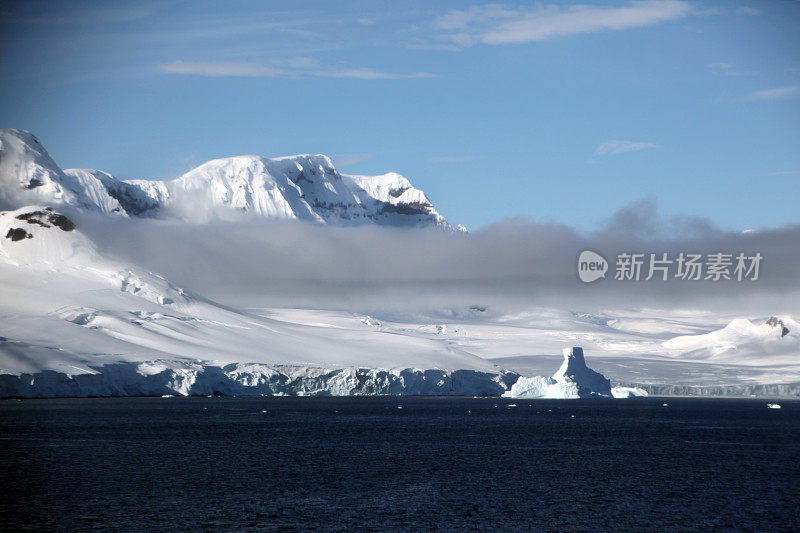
[[74, 201, 800, 316]]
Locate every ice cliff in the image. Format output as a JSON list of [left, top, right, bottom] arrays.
[[0, 363, 519, 398], [0, 349, 634, 399]]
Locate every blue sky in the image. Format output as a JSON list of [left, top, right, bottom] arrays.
[[1, 0, 798, 231]]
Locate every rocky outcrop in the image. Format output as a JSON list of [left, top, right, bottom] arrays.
[[766, 316, 790, 338]]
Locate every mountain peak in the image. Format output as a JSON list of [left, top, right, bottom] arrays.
[[270, 153, 335, 167], [0, 130, 74, 207]]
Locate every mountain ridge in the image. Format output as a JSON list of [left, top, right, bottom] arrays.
[[0, 129, 458, 229]]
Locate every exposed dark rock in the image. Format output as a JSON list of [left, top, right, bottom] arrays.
[[378, 201, 431, 216], [93, 177, 160, 216], [766, 316, 790, 338], [14, 210, 75, 231], [48, 213, 75, 231], [292, 171, 314, 185], [15, 210, 51, 227], [5, 228, 30, 241], [24, 178, 44, 189]]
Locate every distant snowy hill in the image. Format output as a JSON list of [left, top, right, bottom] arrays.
[[662, 316, 799, 363], [0, 129, 454, 229]]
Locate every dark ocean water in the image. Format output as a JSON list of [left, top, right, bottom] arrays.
[[1, 397, 799, 532]]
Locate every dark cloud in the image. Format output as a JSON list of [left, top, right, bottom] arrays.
[[598, 197, 723, 241]]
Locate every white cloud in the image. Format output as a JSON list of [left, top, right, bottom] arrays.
[[404, 39, 461, 52], [159, 61, 286, 77], [436, 1, 693, 46], [594, 140, 657, 156], [429, 156, 475, 163], [437, 5, 519, 31], [734, 6, 761, 16], [158, 60, 436, 80], [708, 62, 755, 77], [80, 201, 800, 313], [335, 155, 371, 167], [749, 85, 800, 101], [315, 68, 437, 80]]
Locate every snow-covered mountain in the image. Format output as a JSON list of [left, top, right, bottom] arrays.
[[0, 129, 454, 229]]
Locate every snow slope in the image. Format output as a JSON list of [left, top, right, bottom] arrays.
[[0, 129, 452, 228], [0, 205, 507, 397]]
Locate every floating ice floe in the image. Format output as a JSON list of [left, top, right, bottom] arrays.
[[611, 386, 649, 399]]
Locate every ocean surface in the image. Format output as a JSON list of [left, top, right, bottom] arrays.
[[2, 397, 799, 531]]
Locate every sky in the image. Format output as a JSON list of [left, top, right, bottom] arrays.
[[1, 0, 799, 231]]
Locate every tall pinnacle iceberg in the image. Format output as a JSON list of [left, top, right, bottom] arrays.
[[552, 347, 612, 398], [502, 346, 615, 399]]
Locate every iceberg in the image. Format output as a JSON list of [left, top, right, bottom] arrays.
[[611, 386, 649, 398], [503, 347, 622, 399]]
